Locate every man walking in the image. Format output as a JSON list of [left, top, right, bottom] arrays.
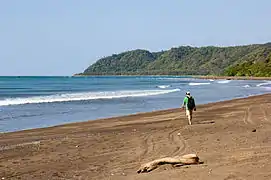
[[182, 92, 196, 125]]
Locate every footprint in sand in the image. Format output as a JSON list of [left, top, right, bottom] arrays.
[[168, 129, 187, 156]]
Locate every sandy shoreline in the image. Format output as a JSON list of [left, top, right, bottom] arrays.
[[74, 74, 271, 80], [1, 94, 271, 180], [193, 75, 271, 80]]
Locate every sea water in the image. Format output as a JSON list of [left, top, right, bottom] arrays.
[[0, 76, 270, 132]]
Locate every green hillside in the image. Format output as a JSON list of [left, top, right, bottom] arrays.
[[79, 43, 271, 77]]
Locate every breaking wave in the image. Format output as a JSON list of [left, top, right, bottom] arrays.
[[217, 80, 231, 84], [256, 81, 271, 87], [0, 89, 180, 106], [189, 82, 211, 86], [243, 85, 251, 88], [157, 85, 171, 89]]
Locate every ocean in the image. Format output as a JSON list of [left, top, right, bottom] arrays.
[[0, 76, 270, 132]]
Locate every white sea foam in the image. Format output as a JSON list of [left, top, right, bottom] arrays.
[[209, 79, 215, 82], [256, 81, 271, 87], [217, 80, 231, 84], [157, 85, 171, 89], [243, 85, 250, 88], [157, 77, 191, 81], [189, 82, 211, 86], [0, 89, 180, 106]]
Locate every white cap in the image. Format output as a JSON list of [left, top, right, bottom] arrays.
[[186, 91, 190, 95]]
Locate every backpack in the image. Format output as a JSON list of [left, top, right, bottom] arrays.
[[187, 96, 195, 110]]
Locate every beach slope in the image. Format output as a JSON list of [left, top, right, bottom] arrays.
[[1, 94, 271, 180]]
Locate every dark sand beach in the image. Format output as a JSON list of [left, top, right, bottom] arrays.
[[1, 94, 271, 180]]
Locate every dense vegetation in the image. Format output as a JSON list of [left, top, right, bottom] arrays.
[[79, 43, 271, 77]]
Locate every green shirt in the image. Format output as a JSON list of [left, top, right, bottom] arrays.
[[182, 96, 195, 109]]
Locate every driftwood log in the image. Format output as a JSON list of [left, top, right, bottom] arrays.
[[137, 154, 200, 173]]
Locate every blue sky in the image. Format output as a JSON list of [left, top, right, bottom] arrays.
[[0, 0, 270, 76]]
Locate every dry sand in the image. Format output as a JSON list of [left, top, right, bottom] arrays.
[[1, 94, 271, 180]]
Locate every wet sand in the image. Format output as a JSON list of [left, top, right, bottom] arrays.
[[1, 94, 271, 180]]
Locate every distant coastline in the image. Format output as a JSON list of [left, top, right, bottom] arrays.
[[73, 74, 271, 80], [79, 43, 271, 77]]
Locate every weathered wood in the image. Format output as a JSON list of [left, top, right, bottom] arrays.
[[137, 154, 200, 173]]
